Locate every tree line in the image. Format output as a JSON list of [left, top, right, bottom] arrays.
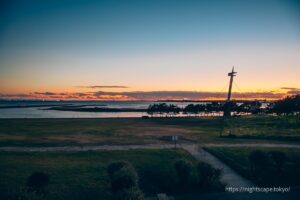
[[146, 94, 300, 117]]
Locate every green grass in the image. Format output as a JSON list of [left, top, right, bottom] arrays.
[[0, 118, 222, 146], [0, 116, 300, 147], [0, 149, 197, 200], [221, 115, 300, 141], [205, 147, 300, 186]]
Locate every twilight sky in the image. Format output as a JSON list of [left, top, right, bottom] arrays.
[[0, 0, 300, 100]]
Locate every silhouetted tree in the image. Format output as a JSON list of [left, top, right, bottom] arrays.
[[111, 167, 138, 192], [197, 162, 221, 186], [147, 104, 156, 117], [147, 103, 180, 117], [183, 104, 206, 116], [271, 95, 300, 115], [210, 102, 223, 116], [26, 172, 50, 194], [249, 150, 270, 171], [248, 150, 274, 184], [174, 159, 193, 186], [184, 104, 198, 116], [107, 160, 144, 199], [107, 160, 133, 178], [269, 151, 287, 172]]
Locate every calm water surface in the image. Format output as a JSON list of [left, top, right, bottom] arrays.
[[0, 101, 202, 118]]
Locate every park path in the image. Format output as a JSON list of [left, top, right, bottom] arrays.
[[204, 143, 300, 148], [0, 143, 299, 152], [181, 145, 254, 187], [0, 144, 174, 152]]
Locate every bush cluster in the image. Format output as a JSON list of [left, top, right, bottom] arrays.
[[107, 160, 144, 200], [19, 172, 50, 200], [173, 159, 223, 193], [249, 150, 288, 185]]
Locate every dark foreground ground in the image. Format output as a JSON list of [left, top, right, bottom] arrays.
[[0, 149, 199, 200], [0, 116, 299, 199]]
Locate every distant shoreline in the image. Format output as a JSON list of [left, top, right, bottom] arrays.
[[0, 99, 275, 103], [0, 104, 72, 109], [46, 106, 147, 112]]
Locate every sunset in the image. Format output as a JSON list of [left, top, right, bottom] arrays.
[[1, 0, 300, 100], [0, 1, 300, 200]]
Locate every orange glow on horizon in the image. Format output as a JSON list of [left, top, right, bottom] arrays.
[[0, 90, 293, 101]]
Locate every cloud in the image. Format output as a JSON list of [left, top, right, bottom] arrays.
[[281, 87, 300, 90], [93, 91, 284, 100], [34, 92, 56, 96], [74, 92, 89, 97], [280, 87, 300, 95], [287, 90, 300, 95], [0, 93, 32, 98], [76, 85, 129, 89]]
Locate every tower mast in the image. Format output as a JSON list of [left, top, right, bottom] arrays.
[[227, 67, 237, 102], [223, 67, 237, 117]]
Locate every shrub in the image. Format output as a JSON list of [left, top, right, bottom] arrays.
[[26, 172, 49, 194], [110, 165, 138, 192], [107, 160, 133, 178], [174, 159, 193, 185], [249, 150, 275, 185], [249, 150, 270, 170], [113, 187, 144, 200], [197, 162, 221, 185], [269, 151, 287, 171], [107, 160, 144, 198]]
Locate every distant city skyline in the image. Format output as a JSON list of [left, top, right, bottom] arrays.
[[0, 0, 299, 100]]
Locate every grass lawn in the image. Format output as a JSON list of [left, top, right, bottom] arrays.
[[0, 116, 300, 147], [205, 147, 300, 186], [0, 118, 218, 146], [221, 115, 300, 141], [0, 149, 198, 200]]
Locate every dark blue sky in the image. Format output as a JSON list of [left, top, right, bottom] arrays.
[[1, 0, 299, 53]]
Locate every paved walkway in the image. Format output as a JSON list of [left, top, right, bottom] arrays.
[[203, 143, 300, 149], [0, 144, 174, 152], [181, 145, 254, 187], [0, 143, 299, 152]]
